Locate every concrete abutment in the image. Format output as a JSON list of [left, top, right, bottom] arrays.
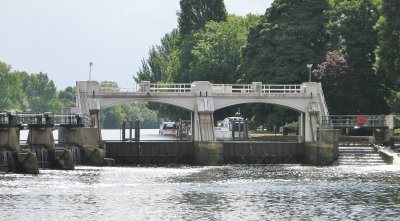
[[304, 128, 339, 166], [27, 127, 75, 170], [0, 128, 39, 174], [58, 127, 106, 166]]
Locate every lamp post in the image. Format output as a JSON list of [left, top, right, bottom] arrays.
[[89, 62, 93, 82], [307, 64, 312, 82], [87, 62, 93, 96]]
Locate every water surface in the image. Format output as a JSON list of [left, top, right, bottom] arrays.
[[1, 165, 399, 220]]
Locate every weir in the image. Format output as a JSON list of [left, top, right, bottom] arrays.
[[76, 80, 338, 166], [106, 141, 306, 165]]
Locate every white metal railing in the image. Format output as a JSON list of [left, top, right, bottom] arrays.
[[213, 84, 253, 93], [149, 83, 192, 93], [322, 115, 386, 128], [262, 85, 301, 94], [98, 82, 303, 95]]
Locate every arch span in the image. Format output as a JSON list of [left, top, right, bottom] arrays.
[[98, 97, 196, 112], [213, 97, 307, 113]]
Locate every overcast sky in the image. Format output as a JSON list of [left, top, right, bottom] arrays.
[[0, 0, 273, 89]]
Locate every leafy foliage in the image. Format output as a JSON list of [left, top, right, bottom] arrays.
[[313, 51, 362, 114], [178, 0, 227, 35], [239, 0, 329, 84], [374, 0, 400, 111], [327, 0, 388, 114], [0, 61, 61, 113]]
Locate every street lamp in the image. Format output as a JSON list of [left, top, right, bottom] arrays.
[[89, 62, 93, 82], [307, 64, 312, 82], [87, 62, 93, 96]]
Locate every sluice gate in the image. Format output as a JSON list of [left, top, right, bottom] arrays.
[[106, 141, 194, 164], [223, 142, 304, 164], [106, 141, 305, 165]]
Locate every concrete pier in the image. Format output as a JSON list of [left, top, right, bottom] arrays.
[[107, 141, 305, 166], [26, 127, 75, 170], [0, 127, 39, 174], [304, 128, 339, 166], [27, 128, 55, 149], [194, 142, 224, 166], [0, 128, 20, 152], [59, 127, 105, 165], [15, 151, 39, 174]]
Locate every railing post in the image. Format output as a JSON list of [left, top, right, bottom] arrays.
[[252, 82, 262, 94]]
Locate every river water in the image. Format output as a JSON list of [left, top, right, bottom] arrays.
[[1, 130, 400, 220]]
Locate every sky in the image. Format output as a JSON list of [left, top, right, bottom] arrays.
[[0, 0, 273, 90]]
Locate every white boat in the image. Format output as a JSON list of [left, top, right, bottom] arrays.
[[159, 122, 177, 136], [214, 113, 250, 141]]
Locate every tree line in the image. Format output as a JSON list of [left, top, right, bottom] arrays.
[[0, 61, 163, 128], [2, 0, 399, 129], [136, 0, 400, 128], [0, 61, 74, 113]]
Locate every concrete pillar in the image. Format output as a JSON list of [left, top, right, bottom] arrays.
[[49, 149, 75, 170], [305, 111, 319, 142], [15, 151, 39, 174], [304, 128, 339, 165], [251, 82, 262, 94], [59, 127, 101, 147], [193, 97, 215, 142], [193, 112, 215, 142], [83, 148, 106, 166], [0, 128, 20, 152], [384, 115, 395, 147], [194, 142, 224, 165], [298, 113, 305, 143], [89, 110, 102, 141], [27, 128, 55, 149], [58, 127, 104, 165]]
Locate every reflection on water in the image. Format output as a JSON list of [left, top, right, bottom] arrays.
[[1, 165, 400, 220]]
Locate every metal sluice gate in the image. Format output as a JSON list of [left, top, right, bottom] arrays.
[[0, 112, 86, 128]]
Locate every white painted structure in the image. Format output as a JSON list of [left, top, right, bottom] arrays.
[[75, 81, 329, 142]]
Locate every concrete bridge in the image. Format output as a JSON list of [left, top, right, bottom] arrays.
[[74, 81, 329, 143]]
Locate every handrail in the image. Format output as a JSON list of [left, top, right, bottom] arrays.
[[322, 115, 386, 128], [149, 83, 192, 93], [262, 84, 301, 94]]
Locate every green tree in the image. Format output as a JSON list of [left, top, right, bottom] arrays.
[[189, 15, 261, 83], [236, 0, 328, 127], [175, 0, 228, 82], [0, 62, 27, 111], [313, 51, 362, 114], [24, 73, 61, 112], [328, 0, 388, 114], [239, 0, 329, 84], [135, 30, 180, 83], [58, 86, 76, 109], [374, 0, 400, 112], [178, 0, 227, 35]]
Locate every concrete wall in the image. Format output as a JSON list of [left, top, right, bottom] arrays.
[[59, 127, 101, 148], [224, 142, 303, 164], [106, 141, 194, 164], [27, 128, 55, 149], [304, 128, 339, 165], [0, 128, 20, 152], [194, 142, 224, 165]]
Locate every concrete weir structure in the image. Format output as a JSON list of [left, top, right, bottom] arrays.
[[24, 113, 75, 170], [77, 80, 339, 166], [0, 112, 81, 174], [0, 112, 38, 174], [58, 127, 106, 166]]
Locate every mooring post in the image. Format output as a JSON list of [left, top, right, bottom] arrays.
[[180, 119, 183, 141], [135, 120, 140, 141], [121, 121, 126, 142], [129, 121, 133, 141]]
